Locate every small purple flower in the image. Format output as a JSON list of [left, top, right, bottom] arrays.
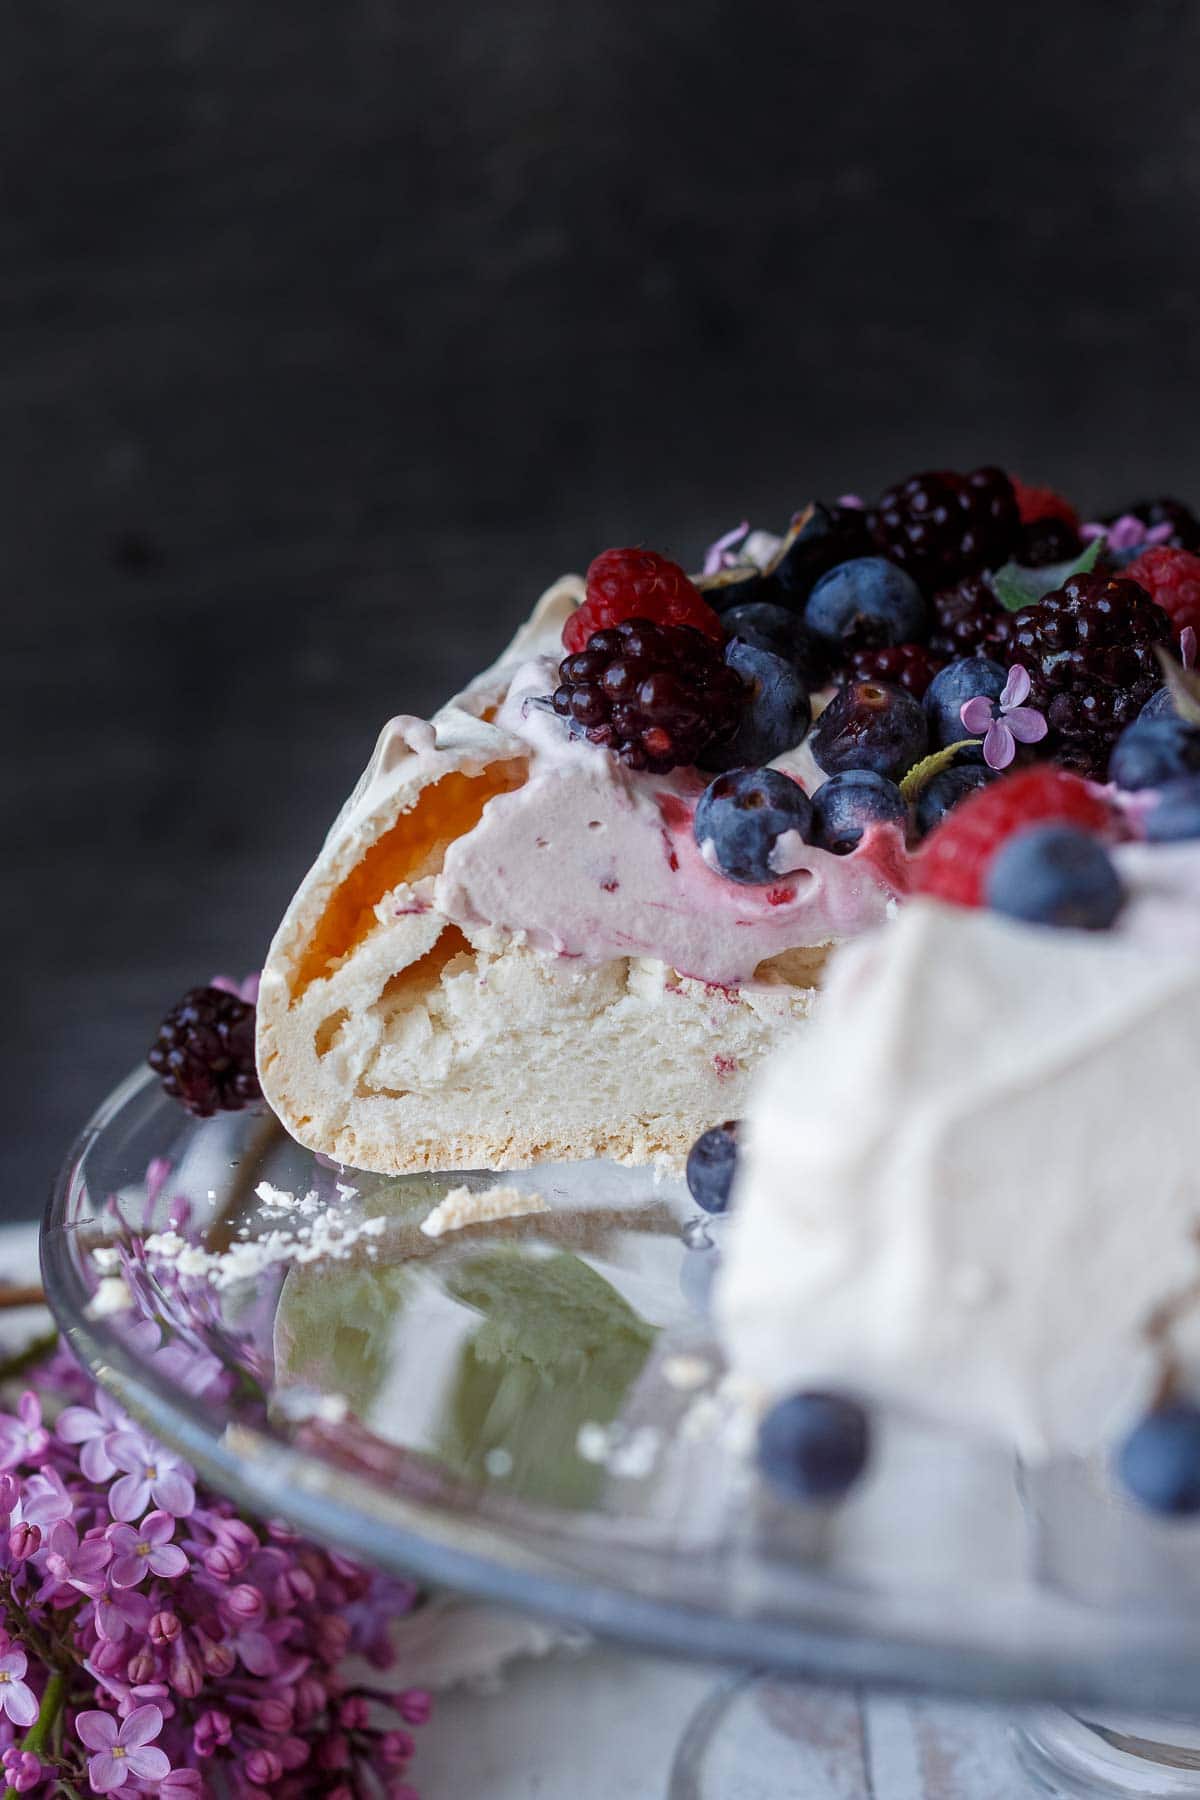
[[960, 664, 1049, 770], [41, 1521, 112, 1600], [77, 1702, 170, 1792], [1, 1747, 42, 1792], [108, 1513, 188, 1587], [0, 1394, 49, 1471], [58, 1392, 129, 1483], [211, 971, 260, 1004], [0, 1649, 38, 1729], [7, 1524, 39, 1565], [92, 1586, 152, 1644], [1081, 513, 1173, 553], [159, 1771, 203, 1796], [107, 1432, 195, 1521], [702, 520, 750, 575], [14, 1466, 74, 1530]]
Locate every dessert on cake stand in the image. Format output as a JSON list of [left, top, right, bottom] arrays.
[[43, 1071, 1200, 1798]]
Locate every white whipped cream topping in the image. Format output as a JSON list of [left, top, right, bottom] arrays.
[[434, 657, 907, 986], [718, 899, 1200, 1459]]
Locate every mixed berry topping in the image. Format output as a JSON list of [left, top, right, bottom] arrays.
[[915, 764, 1113, 910], [871, 466, 1019, 589], [148, 985, 261, 1118], [693, 767, 814, 884], [913, 762, 995, 837], [848, 642, 944, 698], [1007, 574, 1172, 777], [706, 640, 812, 770], [553, 619, 744, 774], [804, 556, 927, 652], [1109, 715, 1200, 790], [1117, 1402, 1200, 1516], [923, 656, 1008, 747], [811, 769, 907, 855], [1010, 477, 1080, 531], [984, 824, 1125, 932], [686, 1121, 741, 1215], [550, 473, 1200, 902], [1122, 545, 1200, 646], [1015, 515, 1082, 568], [1146, 776, 1200, 843], [564, 548, 723, 655], [927, 576, 1014, 662], [1122, 497, 1200, 555], [810, 679, 928, 783], [757, 1391, 871, 1503]]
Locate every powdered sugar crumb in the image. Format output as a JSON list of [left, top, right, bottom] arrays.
[[144, 1189, 389, 1289]]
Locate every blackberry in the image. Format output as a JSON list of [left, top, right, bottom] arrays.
[[849, 642, 945, 697], [148, 985, 261, 1118], [1016, 515, 1082, 568], [552, 618, 744, 773], [927, 575, 1014, 661], [1124, 498, 1200, 554], [872, 466, 1019, 590], [1008, 574, 1172, 777]]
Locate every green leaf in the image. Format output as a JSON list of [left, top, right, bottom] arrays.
[[900, 738, 984, 802], [1154, 646, 1200, 727], [991, 536, 1104, 613]]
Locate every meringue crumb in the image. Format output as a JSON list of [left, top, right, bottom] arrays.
[[144, 1192, 388, 1290], [420, 1184, 549, 1239]]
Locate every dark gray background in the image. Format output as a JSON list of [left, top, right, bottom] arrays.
[[7, 0, 1200, 1216]]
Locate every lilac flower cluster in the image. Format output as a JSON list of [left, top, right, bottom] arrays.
[[0, 1345, 428, 1798]]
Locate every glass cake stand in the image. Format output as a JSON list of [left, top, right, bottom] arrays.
[[41, 1069, 1200, 1797]]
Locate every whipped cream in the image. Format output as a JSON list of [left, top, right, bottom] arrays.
[[717, 900, 1200, 1459], [434, 657, 908, 987]]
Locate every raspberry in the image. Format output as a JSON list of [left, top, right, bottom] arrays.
[[927, 575, 1014, 661], [552, 618, 744, 772], [915, 766, 1113, 909], [1009, 574, 1172, 776], [848, 642, 945, 697], [564, 548, 722, 655], [872, 466, 1019, 590], [1010, 477, 1080, 530], [148, 986, 261, 1118], [1122, 545, 1200, 646]]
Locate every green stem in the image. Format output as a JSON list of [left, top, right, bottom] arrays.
[[3, 1667, 68, 1798]]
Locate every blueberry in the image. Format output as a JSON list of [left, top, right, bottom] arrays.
[[768, 502, 875, 602], [1109, 718, 1200, 790], [804, 557, 927, 651], [810, 679, 928, 782], [1116, 1402, 1200, 1516], [702, 641, 812, 770], [686, 1121, 740, 1214], [985, 824, 1124, 930], [757, 1392, 870, 1503], [722, 602, 830, 687], [923, 656, 1008, 747], [694, 767, 815, 884], [1139, 685, 1178, 724], [914, 763, 996, 836], [1147, 777, 1200, 843], [811, 769, 907, 855]]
